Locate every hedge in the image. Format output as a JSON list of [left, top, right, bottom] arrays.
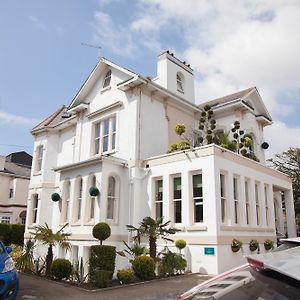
[[89, 245, 116, 282], [0, 223, 25, 246]]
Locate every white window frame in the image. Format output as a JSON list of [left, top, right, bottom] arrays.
[[154, 178, 163, 220], [176, 72, 184, 93], [192, 173, 203, 223], [102, 70, 112, 89], [245, 179, 250, 225], [77, 178, 83, 222], [220, 173, 227, 224], [233, 176, 240, 224], [94, 115, 117, 155], [61, 180, 70, 224], [1, 216, 10, 224], [172, 176, 182, 224], [35, 145, 43, 173], [32, 194, 39, 224], [255, 182, 260, 226], [106, 175, 119, 222]]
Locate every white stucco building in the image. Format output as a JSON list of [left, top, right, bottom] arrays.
[[25, 51, 296, 275], [0, 151, 32, 224]]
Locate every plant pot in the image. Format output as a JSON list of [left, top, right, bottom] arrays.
[[231, 246, 240, 253], [249, 245, 257, 252], [264, 244, 272, 251]]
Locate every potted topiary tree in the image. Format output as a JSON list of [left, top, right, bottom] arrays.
[[264, 239, 274, 251], [231, 239, 242, 252], [249, 239, 259, 252]]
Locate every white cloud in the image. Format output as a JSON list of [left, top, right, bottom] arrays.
[[265, 121, 300, 158], [92, 11, 137, 57], [0, 111, 39, 127], [29, 15, 45, 30]]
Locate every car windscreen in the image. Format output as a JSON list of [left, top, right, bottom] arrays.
[[190, 266, 300, 300], [272, 242, 299, 252]]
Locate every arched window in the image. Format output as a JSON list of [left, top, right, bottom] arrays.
[[176, 72, 184, 93], [107, 176, 118, 220], [73, 177, 83, 222], [103, 70, 112, 88]]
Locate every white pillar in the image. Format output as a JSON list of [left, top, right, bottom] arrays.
[[227, 172, 234, 226], [181, 170, 190, 226], [163, 173, 171, 223], [284, 190, 297, 237], [248, 179, 256, 226], [274, 191, 284, 235], [268, 184, 276, 229], [239, 176, 247, 227], [259, 182, 267, 227]]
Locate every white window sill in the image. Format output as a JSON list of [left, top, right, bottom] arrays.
[[106, 219, 118, 226], [70, 221, 81, 227], [84, 220, 95, 226], [33, 171, 42, 176], [100, 86, 111, 93], [186, 225, 207, 231]]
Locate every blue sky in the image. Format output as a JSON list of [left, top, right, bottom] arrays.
[[1, 0, 300, 158]]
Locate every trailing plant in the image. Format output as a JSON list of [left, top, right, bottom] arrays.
[[264, 239, 274, 251], [127, 216, 180, 260], [131, 255, 155, 280], [117, 268, 135, 284], [51, 258, 73, 280], [158, 250, 187, 276], [231, 239, 242, 252], [72, 257, 89, 284]]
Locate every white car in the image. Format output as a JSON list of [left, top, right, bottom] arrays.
[[177, 247, 300, 299], [274, 237, 300, 252]]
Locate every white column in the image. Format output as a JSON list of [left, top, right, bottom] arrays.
[[163, 173, 171, 223], [239, 176, 247, 227], [227, 172, 234, 226], [259, 182, 267, 227], [69, 179, 76, 224], [80, 176, 88, 226], [284, 190, 297, 237], [248, 179, 256, 226], [268, 184, 276, 229], [274, 191, 284, 235], [181, 170, 190, 226]]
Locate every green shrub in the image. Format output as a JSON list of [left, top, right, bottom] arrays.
[[92, 270, 111, 288], [92, 223, 111, 244], [264, 239, 274, 251], [117, 268, 135, 284], [158, 251, 187, 276], [174, 124, 186, 136], [0, 224, 24, 246], [51, 259, 72, 280], [175, 240, 186, 251], [89, 245, 116, 280], [132, 255, 155, 280]]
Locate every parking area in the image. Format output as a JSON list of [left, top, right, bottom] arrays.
[[17, 273, 209, 300]]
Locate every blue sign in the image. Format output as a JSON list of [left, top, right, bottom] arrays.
[[204, 247, 215, 255]]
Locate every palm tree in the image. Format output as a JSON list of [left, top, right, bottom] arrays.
[[31, 223, 70, 276], [127, 217, 180, 260]]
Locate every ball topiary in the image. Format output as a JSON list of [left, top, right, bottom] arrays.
[[175, 239, 187, 251], [89, 186, 99, 197], [132, 256, 155, 280], [92, 222, 111, 244], [51, 193, 61, 202], [117, 268, 135, 284], [51, 259, 72, 280], [174, 124, 186, 136]]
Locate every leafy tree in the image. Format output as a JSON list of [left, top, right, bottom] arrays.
[[31, 223, 70, 276], [268, 148, 300, 216], [126, 217, 180, 260]]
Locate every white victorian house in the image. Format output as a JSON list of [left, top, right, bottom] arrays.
[[25, 51, 296, 275]]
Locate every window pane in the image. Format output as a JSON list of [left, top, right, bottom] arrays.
[[220, 174, 225, 197], [193, 174, 202, 197], [107, 198, 114, 219], [95, 123, 100, 138], [102, 136, 108, 152], [156, 202, 163, 219], [173, 177, 181, 199], [155, 180, 163, 201], [112, 116, 116, 132], [111, 133, 116, 150], [103, 119, 109, 135], [108, 177, 115, 197], [174, 201, 182, 223], [194, 202, 203, 223]]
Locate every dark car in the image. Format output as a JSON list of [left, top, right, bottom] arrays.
[[0, 240, 19, 299], [177, 247, 300, 300]]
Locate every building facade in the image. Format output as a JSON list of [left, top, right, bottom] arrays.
[[0, 151, 32, 224], [25, 51, 296, 275]]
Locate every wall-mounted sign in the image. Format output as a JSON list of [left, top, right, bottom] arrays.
[[204, 247, 215, 255]]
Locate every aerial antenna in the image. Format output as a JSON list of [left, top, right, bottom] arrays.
[[81, 43, 102, 59]]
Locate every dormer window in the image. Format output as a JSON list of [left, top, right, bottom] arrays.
[[103, 70, 112, 88], [176, 72, 184, 93]]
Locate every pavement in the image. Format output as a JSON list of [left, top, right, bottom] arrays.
[[17, 272, 210, 300]]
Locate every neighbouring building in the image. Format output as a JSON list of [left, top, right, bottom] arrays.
[[25, 51, 296, 275], [0, 151, 32, 224]]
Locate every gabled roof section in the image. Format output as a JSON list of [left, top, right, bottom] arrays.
[[199, 87, 272, 125], [31, 106, 75, 134], [68, 58, 138, 109]]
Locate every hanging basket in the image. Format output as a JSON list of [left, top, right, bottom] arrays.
[[89, 186, 99, 197], [51, 193, 61, 202], [261, 142, 269, 149], [231, 246, 240, 253]]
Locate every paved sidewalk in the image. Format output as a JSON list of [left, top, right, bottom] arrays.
[[17, 273, 210, 300]]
